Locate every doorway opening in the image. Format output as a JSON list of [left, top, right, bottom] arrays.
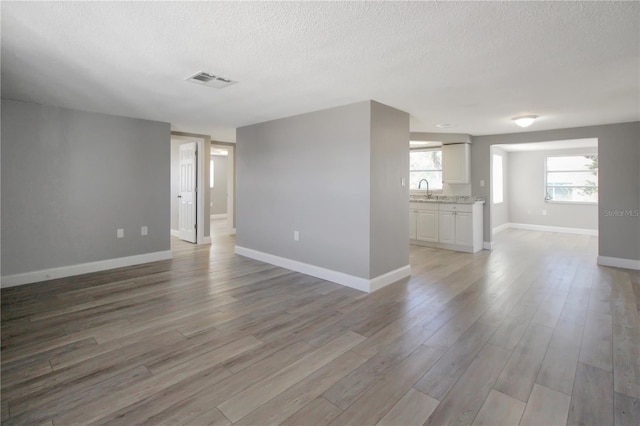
[[489, 138, 599, 245], [210, 142, 236, 236], [170, 133, 208, 244], [170, 132, 236, 244]]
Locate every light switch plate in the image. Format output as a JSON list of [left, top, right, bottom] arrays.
[[141, 226, 148, 236], [117, 228, 124, 239]]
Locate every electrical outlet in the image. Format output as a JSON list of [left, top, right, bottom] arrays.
[[294, 230, 299, 241], [117, 228, 124, 239], [141, 226, 148, 236], [542, 209, 547, 216], [480, 179, 485, 187]]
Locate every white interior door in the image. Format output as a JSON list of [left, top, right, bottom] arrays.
[[178, 142, 197, 243]]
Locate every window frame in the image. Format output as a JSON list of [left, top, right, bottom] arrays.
[[544, 154, 598, 205], [409, 147, 443, 193]]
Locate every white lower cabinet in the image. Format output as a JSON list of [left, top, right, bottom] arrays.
[[409, 210, 417, 240], [416, 210, 439, 242], [438, 211, 456, 245], [410, 203, 439, 243], [439, 210, 473, 246], [410, 202, 484, 253], [454, 211, 473, 246]]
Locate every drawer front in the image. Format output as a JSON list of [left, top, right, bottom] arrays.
[[410, 202, 439, 211], [439, 203, 473, 213]]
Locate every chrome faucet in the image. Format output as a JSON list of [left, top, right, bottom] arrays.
[[418, 179, 431, 198]]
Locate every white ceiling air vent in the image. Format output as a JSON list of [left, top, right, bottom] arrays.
[[185, 71, 236, 89]]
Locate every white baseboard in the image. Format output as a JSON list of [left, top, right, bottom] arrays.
[[369, 265, 412, 292], [170, 229, 180, 237], [597, 256, 640, 271], [234, 246, 410, 293], [410, 239, 483, 253], [507, 223, 598, 236], [492, 223, 510, 235], [201, 236, 212, 244], [483, 241, 493, 250], [1, 250, 173, 288], [210, 214, 228, 219]]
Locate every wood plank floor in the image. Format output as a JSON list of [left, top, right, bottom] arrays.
[[2, 229, 639, 425]]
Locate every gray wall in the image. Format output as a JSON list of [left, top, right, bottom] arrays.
[[491, 146, 509, 230], [508, 147, 598, 230], [471, 122, 639, 262], [210, 154, 228, 215], [237, 101, 371, 278], [1, 99, 171, 277], [370, 101, 410, 277], [237, 100, 409, 280]]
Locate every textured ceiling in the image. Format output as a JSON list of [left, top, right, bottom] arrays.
[[2, 1, 638, 142]]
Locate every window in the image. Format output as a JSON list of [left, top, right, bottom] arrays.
[[545, 155, 598, 203], [410, 149, 442, 190], [492, 154, 503, 204], [210, 159, 215, 188]]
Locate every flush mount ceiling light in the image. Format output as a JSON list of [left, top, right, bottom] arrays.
[[436, 123, 454, 129], [512, 115, 538, 128]]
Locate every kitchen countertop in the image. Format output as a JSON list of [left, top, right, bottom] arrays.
[[410, 195, 485, 205]]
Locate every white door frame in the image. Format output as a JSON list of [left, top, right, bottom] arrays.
[[195, 137, 207, 244]]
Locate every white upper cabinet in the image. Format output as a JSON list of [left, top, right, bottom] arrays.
[[443, 143, 470, 184]]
